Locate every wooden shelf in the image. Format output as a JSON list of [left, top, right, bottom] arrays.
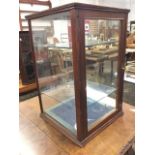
[[19, 80, 37, 94], [20, 10, 40, 13], [19, 0, 51, 6]]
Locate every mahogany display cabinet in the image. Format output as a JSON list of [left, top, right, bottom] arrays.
[[19, 31, 35, 84], [27, 3, 129, 146]]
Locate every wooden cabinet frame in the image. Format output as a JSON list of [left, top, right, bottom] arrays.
[[27, 3, 129, 146]]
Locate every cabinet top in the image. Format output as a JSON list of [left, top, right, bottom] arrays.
[[26, 2, 130, 20]]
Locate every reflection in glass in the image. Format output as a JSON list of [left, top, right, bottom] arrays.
[[31, 12, 76, 134], [85, 19, 120, 130]]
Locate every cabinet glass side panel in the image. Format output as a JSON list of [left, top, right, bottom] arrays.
[[84, 19, 120, 130], [31, 12, 77, 134]]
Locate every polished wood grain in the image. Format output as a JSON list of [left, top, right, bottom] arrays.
[[70, 9, 88, 141], [20, 97, 134, 155], [20, 113, 69, 155]]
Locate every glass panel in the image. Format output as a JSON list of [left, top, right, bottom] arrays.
[[85, 19, 120, 130], [31, 12, 76, 134]]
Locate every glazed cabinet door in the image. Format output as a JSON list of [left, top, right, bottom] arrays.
[[79, 11, 127, 135], [30, 12, 77, 135], [84, 19, 121, 131]]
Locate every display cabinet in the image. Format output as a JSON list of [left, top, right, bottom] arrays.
[[27, 3, 129, 146], [19, 31, 35, 84]]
